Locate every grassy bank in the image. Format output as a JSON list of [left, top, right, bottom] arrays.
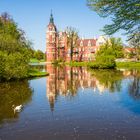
[[0, 69, 49, 82], [67, 61, 116, 69], [28, 69, 49, 78], [116, 62, 140, 68], [67, 61, 140, 69], [30, 58, 46, 63], [67, 61, 88, 67]]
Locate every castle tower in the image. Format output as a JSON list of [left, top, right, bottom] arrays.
[[46, 12, 57, 62]]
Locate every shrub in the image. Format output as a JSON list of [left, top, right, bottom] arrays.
[[89, 55, 116, 69], [0, 51, 29, 81]]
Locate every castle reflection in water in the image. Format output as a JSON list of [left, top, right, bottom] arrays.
[[46, 65, 140, 111], [46, 65, 121, 111], [46, 65, 93, 111]]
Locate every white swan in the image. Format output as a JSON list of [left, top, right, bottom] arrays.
[[12, 105, 23, 113]]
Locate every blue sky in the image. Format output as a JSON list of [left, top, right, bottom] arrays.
[[0, 0, 127, 52]]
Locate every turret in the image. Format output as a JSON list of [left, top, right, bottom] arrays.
[[46, 11, 57, 62]]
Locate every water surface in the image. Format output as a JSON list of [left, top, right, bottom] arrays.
[[0, 65, 140, 140]]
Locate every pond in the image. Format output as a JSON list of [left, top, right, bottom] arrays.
[[0, 65, 140, 140]]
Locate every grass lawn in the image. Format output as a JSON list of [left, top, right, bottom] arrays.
[[30, 58, 46, 63], [67, 61, 115, 69], [66, 61, 88, 67], [116, 62, 140, 68], [28, 69, 49, 78], [66, 61, 140, 69]]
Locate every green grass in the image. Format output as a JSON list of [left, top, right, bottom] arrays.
[[66, 61, 88, 67], [39, 59, 46, 62], [30, 58, 46, 63], [117, 62, 140, 68], [67, 61, 115, 69], [67, 61, 140, 69], [28, 69, 49, 78], [30, 58, 39, 63]]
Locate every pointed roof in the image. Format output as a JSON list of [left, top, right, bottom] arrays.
[[49, 10, 54, 24]]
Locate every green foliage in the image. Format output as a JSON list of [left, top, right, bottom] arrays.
[[67, 58, 116, 69], [30, 58, 40, 63], [117, 62, 140, 68], [67, 61, 140, 69], [88, 0, 140, 60], [87, 0, 140, 39], [89, 55, 116, 69], [97, 38, 124, 58], [30, 58, 45, 63], [0, 51, 29, 81], [28, 69, 49, 78], [0, 12, 31, 81], [52, 59, 65, 66], [69, 61, 87, 67], [34, 50, 45, 60], [67, 58, 116, 68], [29, 48, 45, 62], [88, 37, 124, 69]]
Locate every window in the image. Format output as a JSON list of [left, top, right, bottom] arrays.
[[88, 40, 91, 47], [80, 41, 83, 47]]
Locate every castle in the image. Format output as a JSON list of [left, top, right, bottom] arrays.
[[46, 12, 107, 62]]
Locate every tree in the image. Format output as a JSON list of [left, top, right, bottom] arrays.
[[97, 37, 124, 58], [34, 50, 45, 60], [66, 27, 79, 61], [0, 12, 31, 81], [129, 32, 140, 60], [87, 0, 140, 39], [91, 37, 124, 69]]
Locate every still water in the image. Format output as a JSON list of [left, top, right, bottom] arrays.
[[0, 65, 140, 140]]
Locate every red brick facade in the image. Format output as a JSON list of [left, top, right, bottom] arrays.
[[46, 13, 57, 62], [46, 13, 106, 62]]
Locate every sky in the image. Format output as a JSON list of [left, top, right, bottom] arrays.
[[0, 0, 127, 52]]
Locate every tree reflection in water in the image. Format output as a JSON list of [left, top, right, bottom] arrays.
[[129, 70, 140, 100], [0, 80, 32, 124], [90, 69, 123, 93]]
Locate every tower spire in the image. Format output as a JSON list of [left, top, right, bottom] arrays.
[[50, 10, 54, 24]]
